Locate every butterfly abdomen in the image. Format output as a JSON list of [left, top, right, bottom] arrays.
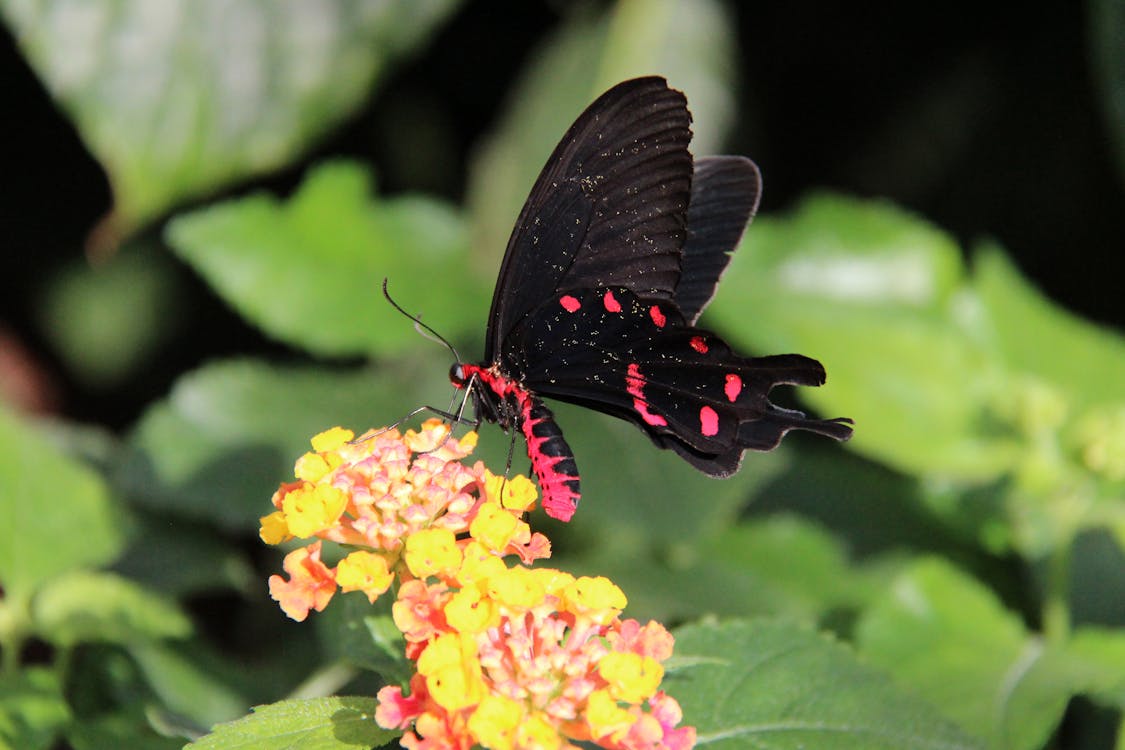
[[518, 396, 581, 522], [451, 363, 582, 522]]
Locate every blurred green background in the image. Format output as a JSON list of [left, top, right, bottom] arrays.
[[2, 1, 1124, 749]]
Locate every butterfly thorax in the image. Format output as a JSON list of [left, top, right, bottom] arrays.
[[450, 362, 522, 429]]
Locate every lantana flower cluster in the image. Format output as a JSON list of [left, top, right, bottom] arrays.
[[261, 420, 695, 750]]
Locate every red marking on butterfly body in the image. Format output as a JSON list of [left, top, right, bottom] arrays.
[[603, 290, 622, 313], [649, 305, 667, 328], [560, 295, 581, 313], [700, 406, 719, 436], [451, 364, 580, 521], [625, 363, 667, 427], [690, 336, 708, 353], [724, 373, 743, 402]]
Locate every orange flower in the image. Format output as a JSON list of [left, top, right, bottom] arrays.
[[264, 421, 695, 749]]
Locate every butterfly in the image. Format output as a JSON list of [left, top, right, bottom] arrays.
[[450, 76, 852, 521]]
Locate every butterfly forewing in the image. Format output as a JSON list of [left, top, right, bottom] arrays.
[[485, 77, 693, 360]]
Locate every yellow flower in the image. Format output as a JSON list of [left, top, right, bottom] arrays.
[[310, 426, 354, 452], [258, 510, 290, 545], [456, 541, 508, 587], [599, 652, 664, 704], [419, 633, 485, 711], [561, 576, 627, 625], [445, 585, 499, 634], [488, 566, 546, 611], [585, 689, 634, 739], [483, 471, 538, 511], [404, 528, 463, 579], [468, 694, 522, 750], [282, 484, 348, 538], [515, 712, 563, 750], [335, 551, 393, 602], [470, 501, 523, 552]]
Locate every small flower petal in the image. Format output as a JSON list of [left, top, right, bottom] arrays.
[[468, 694, 522, 750], [258, 510, 290, 545], [268, 542, 336, 622], [335, 551, 394, 603], [405, 528, 463, 579]]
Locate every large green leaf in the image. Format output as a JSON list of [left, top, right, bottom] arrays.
[[0, 408, 125, 602], [855, 558, 1125, 750], [32, 570, 191, 648], [557, 516, 888, 626], [1064, 627, 1125, 708], [166, 161, 472, 357], [467, 0, 739, 280], [669, 619, 981, 750], [186, 697, 393, 750], [128, 642, 253, 728], [972, 243, 1125, 409], [37, 244, 184, 388], [1, 0, 460, 235], [117, 357, 447, 530], [0, 669, 70, 750], [707, 515, 885, 617]]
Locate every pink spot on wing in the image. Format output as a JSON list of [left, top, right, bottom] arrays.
[[603, 290, 622, 313], [560, 295, 581, 313], [700, 406, 719, 436], [649, 305, 667, 328], [690, 336, 708, 354], [724, 373, 743, 403], [625, 363, 667, 427]]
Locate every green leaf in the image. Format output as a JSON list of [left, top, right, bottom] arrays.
[[317, 598, 411, 686], [37, 244, 184, 388], [855, 558, 1083, 750], [166, 161, 471, 357], [129, 641, 251, 727], [708, 515, 882, 617], [0, 669, 69, 750], [711, 193, 1021, 480], [467, 0, 739, 276], [1, 0, 460, 234], [65, 715, 184, 750], [32, 570, 191, 648], [187, 697, 394, 750], [113, 516, 255, 597], [0, 408, 125, 602], [1063, 627, 1125, 708], [569, 515, 887, 625], [117, 357, 446, 530], [669, 619, 981, 750], [973, 243, 1125, 408]]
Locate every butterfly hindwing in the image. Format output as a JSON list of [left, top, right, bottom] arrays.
[[676, 156, 762, 324], [507, 287, 852, 475]]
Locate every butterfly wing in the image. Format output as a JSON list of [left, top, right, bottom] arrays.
[[484, 77, 693, 361], [504, 288, 853, 474], [675, 156, 762, 324]]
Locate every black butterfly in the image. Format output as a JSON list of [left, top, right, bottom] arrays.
[[451, 77, 852, 521]]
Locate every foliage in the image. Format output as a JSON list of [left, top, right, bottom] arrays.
[[2, 1, 1124, 749]]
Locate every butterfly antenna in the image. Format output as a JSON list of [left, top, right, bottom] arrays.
[[382, 278, 462, 362]]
